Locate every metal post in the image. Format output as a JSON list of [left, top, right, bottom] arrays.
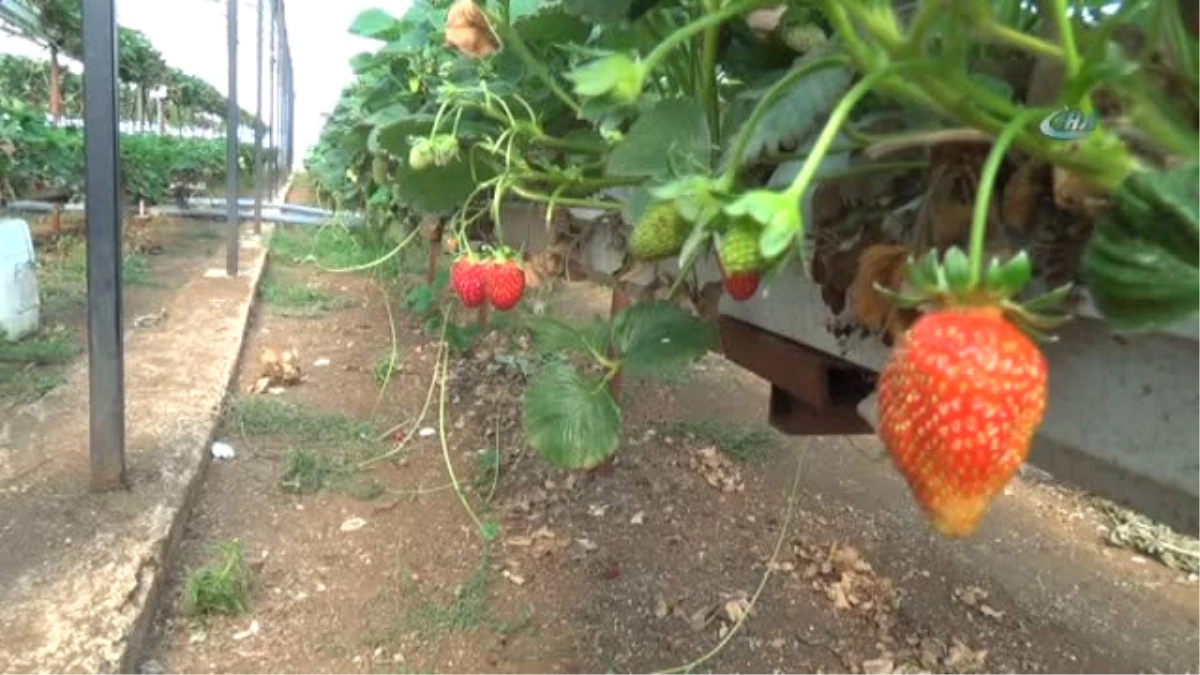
[[81, 0, 126, 490], [285, 57, 294, 176], [253, 0, 264, 234], [267, 0, 277, 196], [225, 0, 240, 276]]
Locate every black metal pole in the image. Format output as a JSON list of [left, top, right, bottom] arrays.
[[81, 0, 126, 490], [267, 0, 277, 196], [253, 0, 264, 234], [225, 0, 240, 276]]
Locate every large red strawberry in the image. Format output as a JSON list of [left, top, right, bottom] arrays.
[[450, 254, 486, 308], [877, 305, 1048, 537], [716, 219, 764, 301], [484, 252, 525, 311]]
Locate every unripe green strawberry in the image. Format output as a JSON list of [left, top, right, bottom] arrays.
[[716, 220, 764, 301], [877, 306, 1048, 538], [408, 139, 433, 171], [430, 134, 460, 167], [629, 201, 690, 261], [782, 23, 828, 53], [371, 155, 388, 184]]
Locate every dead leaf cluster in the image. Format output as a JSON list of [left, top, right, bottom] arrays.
[[505, 526, 569, 559], [250, 347, 302, 394], [444, 0, 500, 58], [861, 636, 990, 675], [952, 585, 1005, 621], [690, 446, 745, 494], [793, 539, 899, 636]]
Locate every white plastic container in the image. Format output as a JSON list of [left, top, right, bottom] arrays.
[[0, 218, 40, 340]]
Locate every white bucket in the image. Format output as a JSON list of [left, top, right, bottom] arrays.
[[0, 218, 40, 340]]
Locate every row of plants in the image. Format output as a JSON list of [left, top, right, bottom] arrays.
[[0, 1, 259, 128], [0, 97, 272, 204], [305, 0, 1197, 538]]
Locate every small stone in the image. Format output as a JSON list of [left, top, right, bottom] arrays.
[[340, 517, 367, 532], [139, 659, 164, 675]]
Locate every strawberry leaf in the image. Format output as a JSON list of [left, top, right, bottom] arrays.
[[1082, 164, 1200, 332], [610, 300, 715, 376], [606, 99, 710, 179], [527, 316, 609, 359], [523, 362, 621, 470]]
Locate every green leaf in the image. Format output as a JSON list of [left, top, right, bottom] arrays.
[[610, 301, 715, 376], [527, 316, 604, 357], [563, 0, 646, 23], [523, 362, 621, 470], [942, 247, 971, 290], [565, 53, 644, 104], [1082, 168, 1200, 332], [606, 99, 709, 179], [512, 5, 590, 44], [1082, 230, 1198, 332], [723, 53, 852, 167], [479, 520, 501, 541], [392, 154, 487, 213], [368, 113, 436, 155], [349, 8, 401, 41]]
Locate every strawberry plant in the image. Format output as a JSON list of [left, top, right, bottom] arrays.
[[306, 0, 1198, 525], [524, 300, 716, 469]]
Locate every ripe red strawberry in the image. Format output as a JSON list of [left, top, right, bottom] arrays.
[[876, 306, 1048, 537], [484, 257, 525, 311], [450, 255, 486, 308], [717, 220, 764, 301]]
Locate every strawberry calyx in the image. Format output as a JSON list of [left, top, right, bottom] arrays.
[[874, 246, 1073, 342]]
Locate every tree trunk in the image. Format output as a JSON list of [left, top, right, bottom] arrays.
[[49, 47, 61, 121]]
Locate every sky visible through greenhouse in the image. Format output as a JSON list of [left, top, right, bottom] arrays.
[[0, 0, 396, 162]]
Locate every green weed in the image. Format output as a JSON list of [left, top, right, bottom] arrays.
[[258, 275, 350, 316], [184, 541, 252, 618], [668, 419, 780, 463], [229, 397, 375, 445]]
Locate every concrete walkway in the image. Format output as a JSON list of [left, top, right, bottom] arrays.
[[0, 231, 268, 673]]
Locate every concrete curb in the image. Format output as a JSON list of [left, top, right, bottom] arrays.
[[117, 201, 277, 673]]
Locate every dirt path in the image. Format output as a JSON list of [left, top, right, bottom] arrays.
[[0, 218, 267, 672], [145, 228, 1198, 675]]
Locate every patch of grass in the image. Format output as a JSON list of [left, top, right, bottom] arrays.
[[258, 275, 350, 316], [0, 371, 67, 404], [407, 555, 493, 635], [372, 353, 400, 386], [184, 541, 251, 618], [36, 239, 155, 312], [668, 419, 780, 463], [229, 397, 375, 445], [280, 449, 338, 494], [230, 398, 386, 500], [0, 330, 79, 365], [269, 224, 426, 279]]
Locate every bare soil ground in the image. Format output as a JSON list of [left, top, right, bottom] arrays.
[[145, 220, 1198, 674]]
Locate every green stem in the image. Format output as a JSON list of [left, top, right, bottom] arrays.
[[530, 132, 605, 154], [642, 0, 773, 79], [720, 54, 849, 182], [509, 184, 622, 210], [436, 315, 488, 540], [699, 0, 721, 150], [966, 108, 1045, 288], [783, 66, 900, 202], [489, 16, 581, 117], [1050, 0, 1081, 83], [1048, 0, 1093, 114], [979, 20, 1064, 60]]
